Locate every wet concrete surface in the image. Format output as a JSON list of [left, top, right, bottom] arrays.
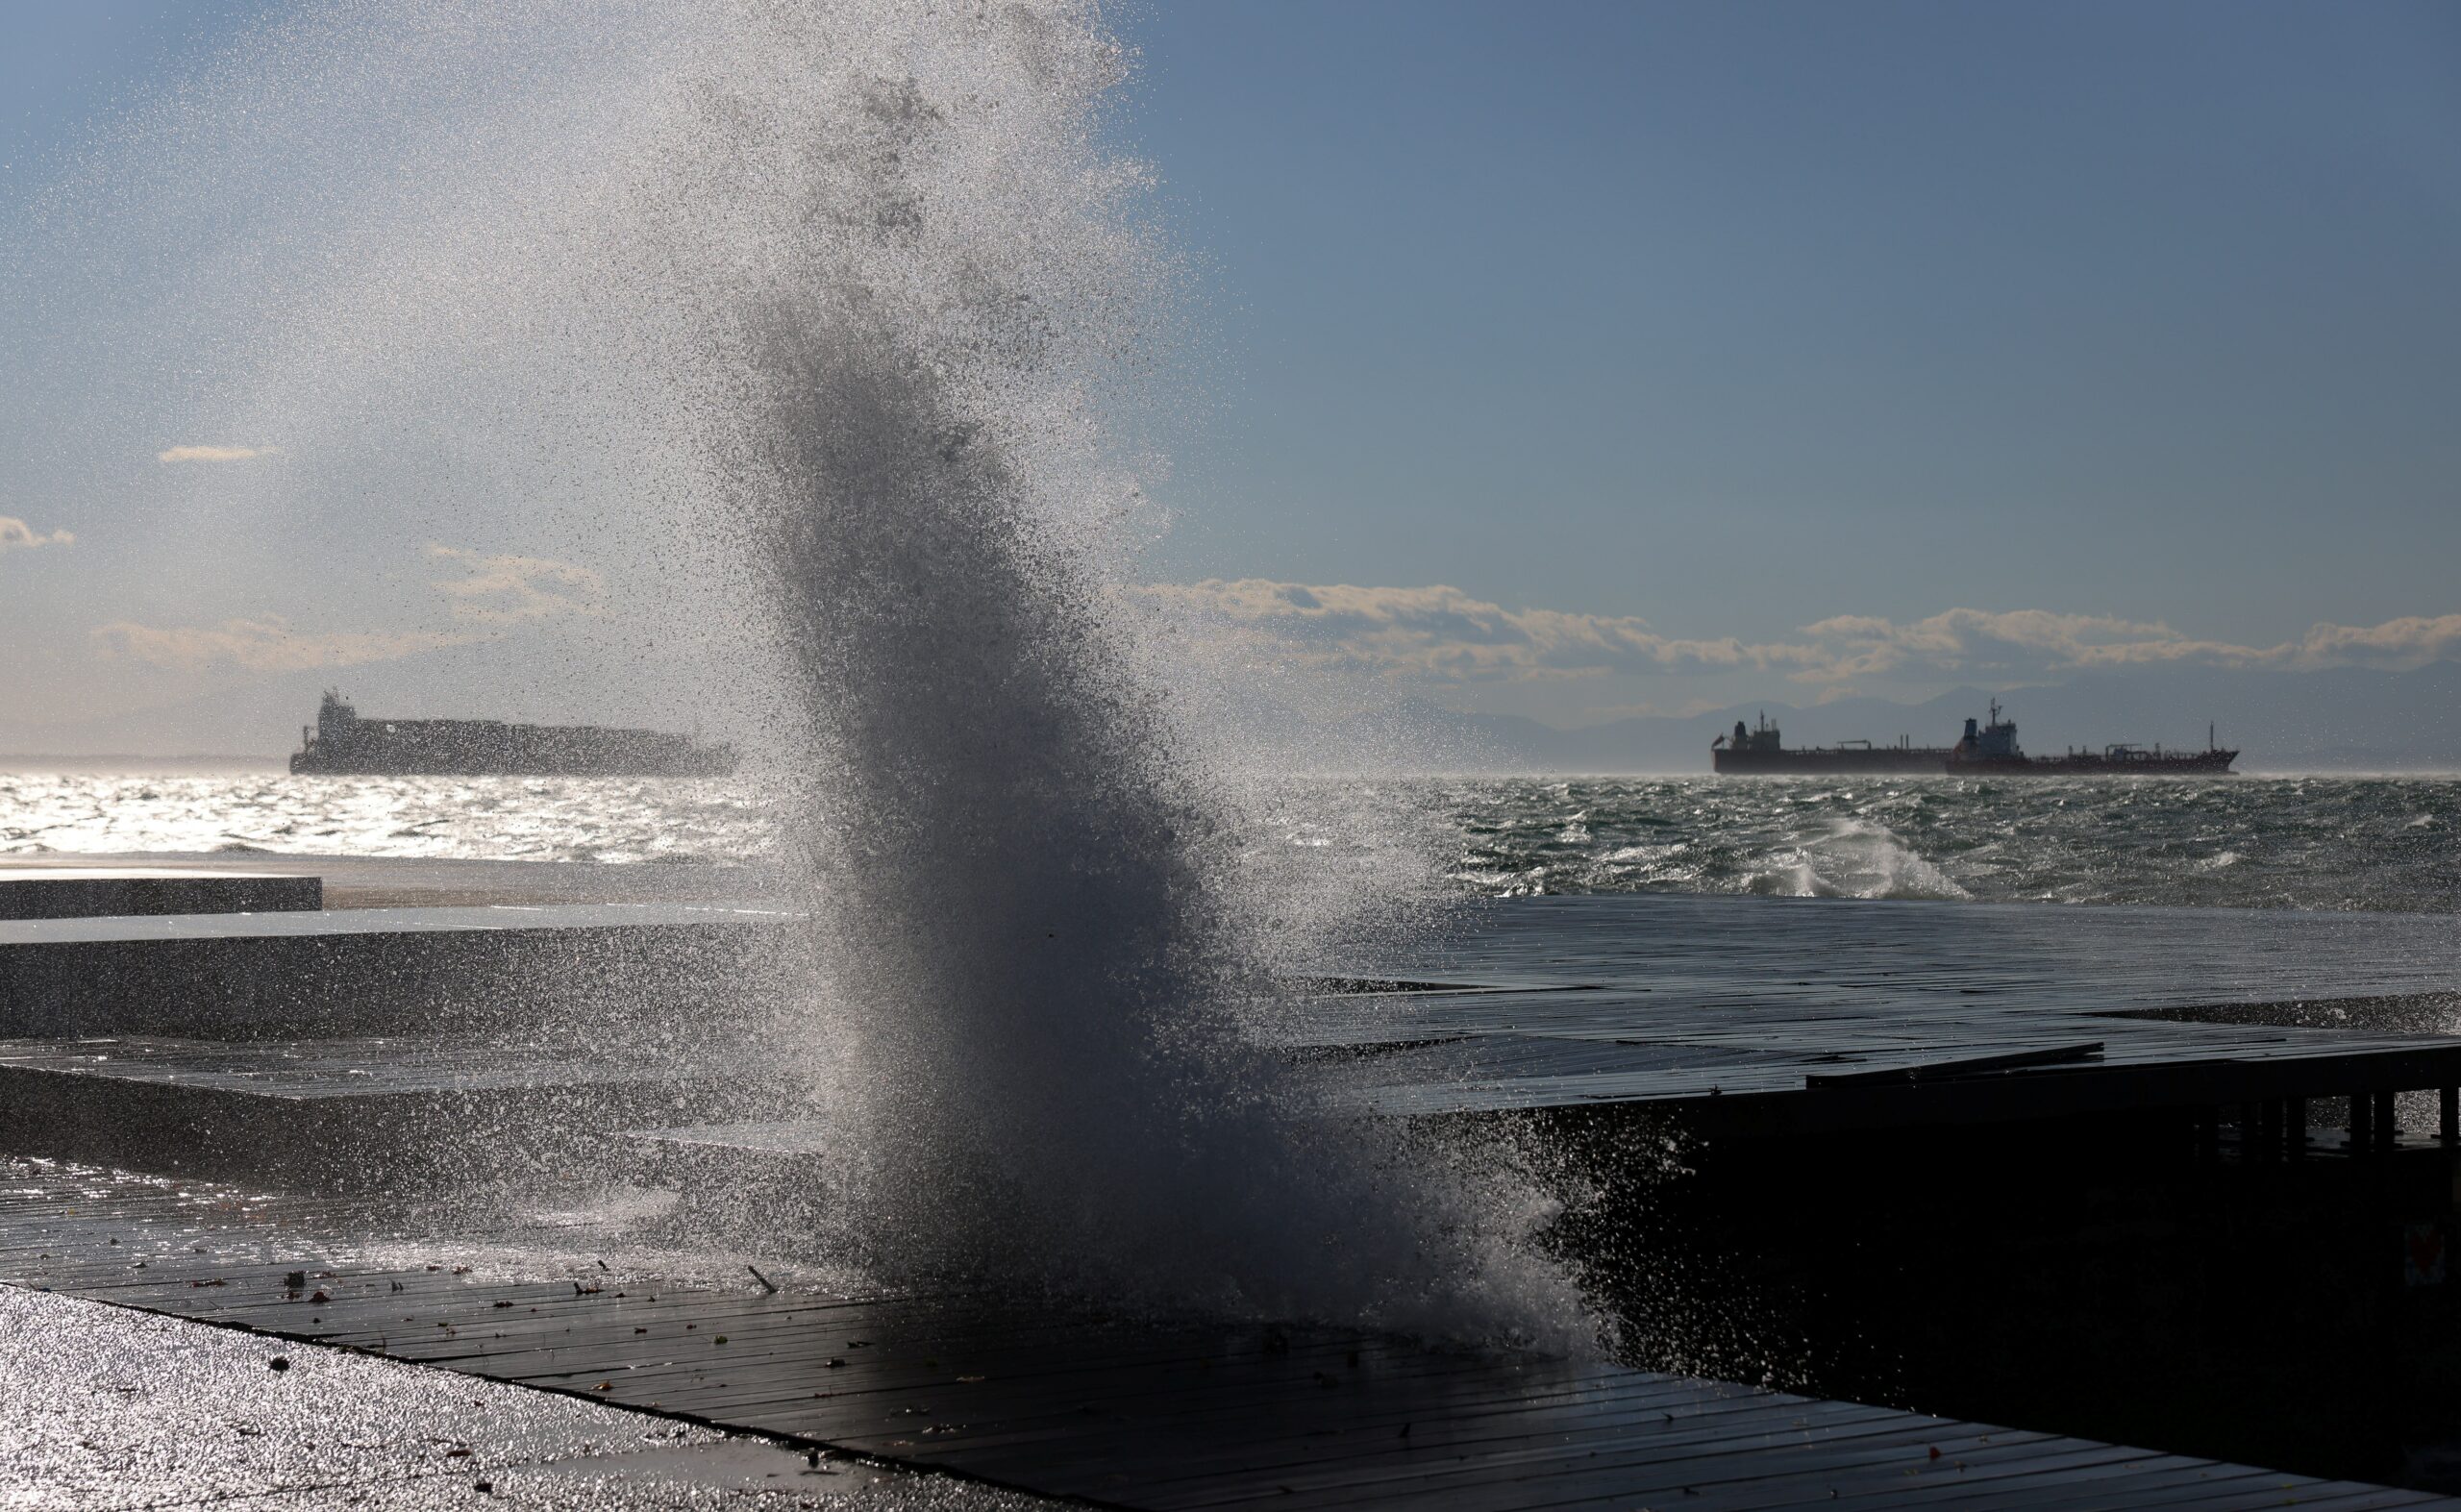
[[0, 1284, 1056, 1510], [0, 854, 783, 912]]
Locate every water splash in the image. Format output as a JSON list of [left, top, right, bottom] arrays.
[[17, 1, 1586, 1342], [659, 4, 1581, 1335]]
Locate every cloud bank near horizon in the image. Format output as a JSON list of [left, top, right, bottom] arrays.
[[0, 516, 74, 554], [89, 615, 473, 674], [1144, 580, 2461, 688], [88, 545, 605, 674], [426, 545, 606, 625], [156, 444, 280, 463]]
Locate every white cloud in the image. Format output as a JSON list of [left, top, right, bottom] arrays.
[[1137, 580, 1827, 682], [1146, 581, 2461, 686], [1796, 608, 2461, 682], [87, 545, 605, 675], [157, 444, 280, 463], [1789, 608, 2272, 683], [89, 616, 475, 673], [0, 517, 74, 553], [2289, 615, 2461, 671], [426, 545, 605, 624]]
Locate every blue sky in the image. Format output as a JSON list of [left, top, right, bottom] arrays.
[[1, 1, 2455, 736], [0, 4, 238, 169], [1113, 1, 2459, 717]]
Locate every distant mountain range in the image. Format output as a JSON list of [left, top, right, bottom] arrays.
[[5, 654, 2459, 774]]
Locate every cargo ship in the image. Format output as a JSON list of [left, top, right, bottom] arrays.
[[1947, 701, 2236, 776], [1711, 714, 1953, 775], [288, 691, 739, 777]]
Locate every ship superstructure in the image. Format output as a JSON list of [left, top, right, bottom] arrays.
[[1947, 700, 2237, 776], [289, 692, 738, 777]]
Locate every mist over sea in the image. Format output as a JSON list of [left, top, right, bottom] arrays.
[[5, 771, 2455, 915]]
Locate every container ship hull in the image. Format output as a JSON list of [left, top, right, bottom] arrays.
[[289, 694, 738, 778]]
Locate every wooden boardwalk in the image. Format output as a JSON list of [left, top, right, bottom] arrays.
[[0, 1157, 2446, 1510], [7, 886, 2461, 1503]]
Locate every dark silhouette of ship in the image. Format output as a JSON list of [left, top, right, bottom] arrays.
[[1713, 702, 2237, 776], [288, 691, 738, 777], [1947, 700, 2236, 776], [1712, 713, 1951, 774]]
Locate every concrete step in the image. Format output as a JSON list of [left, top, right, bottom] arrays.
[[0, 902, 800, 1038], [0, 1034, 786, 1193], [0, 867, 321, 919]]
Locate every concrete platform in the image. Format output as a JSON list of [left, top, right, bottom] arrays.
[[0, 865, 321, 918], [0, 1034, 768, 1191], [8, 859, 2461, 1500], [0, 850, 783, 909], [0, 901, 798, 1038], [9, 886, 2461, 1192], [1301, 894, 2461, 1135]]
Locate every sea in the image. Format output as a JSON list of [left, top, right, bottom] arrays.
[[5, 769, 2456, 916]]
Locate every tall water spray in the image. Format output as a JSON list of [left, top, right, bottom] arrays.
[[14, 1, 1586, 1339]]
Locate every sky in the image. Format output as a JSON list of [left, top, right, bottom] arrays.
[[0, 0, 2455, 745]]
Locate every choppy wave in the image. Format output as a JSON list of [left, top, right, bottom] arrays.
[[7, 770, 2459, 915], [1426, 775, 2461, 912], [0, 772, 766, 863]]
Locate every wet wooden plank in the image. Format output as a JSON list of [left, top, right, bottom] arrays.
[[10, 891, 2461, 1508], [2, 1167, 2446, 1512]]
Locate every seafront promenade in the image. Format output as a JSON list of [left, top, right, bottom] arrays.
[[4, 855, 2459, 1506]]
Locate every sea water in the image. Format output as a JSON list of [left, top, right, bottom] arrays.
[[7, 771, 2457, 915]]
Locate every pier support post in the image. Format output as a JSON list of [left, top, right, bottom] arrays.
[[2351, 1094, 2373, 1154], [2374, 1090, 2397, 1151], [2258, 1100, 2282, 1164], [2441, 1086, 2456, 1145], [2286, 1097, 2306, 1159]]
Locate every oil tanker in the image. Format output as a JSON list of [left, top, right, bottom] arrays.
[[1713, 703, 2236, 776], [288, 691, 738, 777], [1711, 714, 1951, 775]]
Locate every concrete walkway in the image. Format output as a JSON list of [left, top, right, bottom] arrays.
[[0, 1284, 1055, 1510]]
